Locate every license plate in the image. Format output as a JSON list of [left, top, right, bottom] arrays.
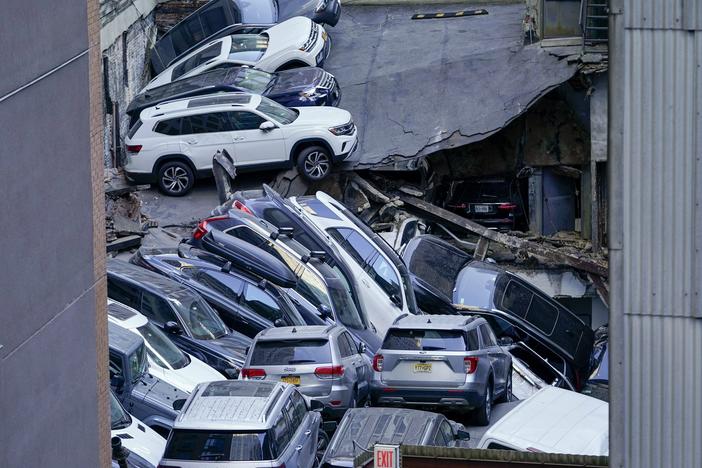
[[281, 375, 301, 385], [413, 363, 432, 373], [473, 205, 491, 213]]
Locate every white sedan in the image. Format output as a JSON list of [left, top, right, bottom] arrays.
[[107, 299, 225, 393], [144, 16, 330, 91]]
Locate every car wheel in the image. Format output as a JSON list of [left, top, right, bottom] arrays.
[[297, 146, 332, 182], [474, 383, 492, 426], [316, 429, 330, 458], [497, 368, 513, 403], [157, 161, 194, 196]]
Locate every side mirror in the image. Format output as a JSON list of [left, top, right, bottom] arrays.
[[164, 321, 183, 335], [497, 336, 514, 347], [173, 399, 187, 411], [110, 374, 125, 391], [221, 261, 232, 273], [274, 318, 286, 327], [357, 342, 367, 355], [259, 121, 276, 132], [390, 294, 402, 308], [455, 429, 471, 441], [309, 399, 325, 412], [318, 304, 333, 320]]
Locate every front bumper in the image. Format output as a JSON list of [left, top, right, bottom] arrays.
[[315, 31, 332, 66], [332, 136, 358, 163], [369, 382, 485, 409]]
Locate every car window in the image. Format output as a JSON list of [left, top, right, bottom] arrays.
[[181, 112, 233, 134], [241, 285, 284, 323], [479, 325, 497, 347], [486, 442, 516, 450], [164, 429, 274, 461], [382, 329, 467, 352], [466, 329, 480, 351], [500, 281, 532, 318], [337, 333, 353, 358], [261, 208, 321, 251], [170, 295, 229, 340], [138, 321, 189, 370], [439, 421, 454, 446], [172, 42, 222, 80], [526, 294, 559, 335], [109, 351, 123, 377], [186, 268, 243, 301], [127, 119, 143, 138], [272, 411, 292, 455], [367, 254, 402, 303], [328, 228, 376, 267], [108, 278, 141, 310], [256, 96, 297, 125], [250, 339, 331, 365], [229, 111, 266, 130], [344, 332, 359, 355], [154, 118, 182, 135], [289, 390, 308, 428], [140, 291, 179, 325]]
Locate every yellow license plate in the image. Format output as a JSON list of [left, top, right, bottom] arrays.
[[281, 375, 301, 385], [413, 363, 432, 373]]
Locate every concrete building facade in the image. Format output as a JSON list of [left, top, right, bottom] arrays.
[[0, 0, 109, 466]]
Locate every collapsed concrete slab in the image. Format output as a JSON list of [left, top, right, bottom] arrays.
[[325, 3, 577, 169]]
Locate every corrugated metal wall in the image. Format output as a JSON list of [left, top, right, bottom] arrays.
[[611, 0, 702, 467]]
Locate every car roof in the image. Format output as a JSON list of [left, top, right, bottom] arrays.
[[175, 380, 288, 430], [392, 314, 480, 330], [107, 259, 198, 302], [479, 386, 609, 455], [325, 408, 440, 462], [140, 92, 261, 120], [108, 321, 144, 354], [257, 324, 338, 340], [107, 299, 148, 329]]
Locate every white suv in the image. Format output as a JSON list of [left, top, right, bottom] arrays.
[[144, 16, 330, 91], [124, 93, 357, 195]]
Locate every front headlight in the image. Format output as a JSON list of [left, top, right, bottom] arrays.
[[329, 121, 355, 136]]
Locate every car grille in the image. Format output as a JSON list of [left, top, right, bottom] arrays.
[[319, 72, 335, 89]]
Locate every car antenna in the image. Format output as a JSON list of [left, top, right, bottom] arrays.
[[427, 318, 432, 323], [292, 327, 297, 333]]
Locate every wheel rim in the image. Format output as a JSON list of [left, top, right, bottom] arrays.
[[485, 386, 492, 420], [303, 151, 330, 179], [162, 166, 189, 193], [507, 374, 513, 401]]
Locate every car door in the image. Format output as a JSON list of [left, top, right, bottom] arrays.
[[289, 390, 317, 467], [272, 403, 296, 467], [139, 290, 197, 357], [336, 332, 358, 404], [342, 331, 369, 400], [479, 324, 506, 394], [179, 112, 236, 171], [227, 110, 286, 166]]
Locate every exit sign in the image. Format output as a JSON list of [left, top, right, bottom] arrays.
[[374, 444, 400, 468]]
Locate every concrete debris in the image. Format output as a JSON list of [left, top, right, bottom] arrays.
[[105, 169, 152, 253], [344, 181, 371, 214], [269, 167, 310, 198]]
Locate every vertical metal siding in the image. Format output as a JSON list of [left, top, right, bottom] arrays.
[[613, 1, 702, 467]]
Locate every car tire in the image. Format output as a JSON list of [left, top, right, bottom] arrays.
[[497, 367, 513, 403], [157, 160, 194, 196], [317, 429, 330, 459], [297, 145, 332, 182], [474, 382, 493, 426]]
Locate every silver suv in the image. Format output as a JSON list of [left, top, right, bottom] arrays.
[[159, 380, 320, 467], [241, 325, 371, 418], [370, 315, 512, 425]]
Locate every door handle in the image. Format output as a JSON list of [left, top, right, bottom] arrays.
[[185, 138, 198, 144], [233, 136, 245, 141], [295, 445, 303, 452], [304, 430, 312, 437]]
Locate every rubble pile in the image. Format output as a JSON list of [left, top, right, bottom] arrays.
[[104, 169, 153, 253]]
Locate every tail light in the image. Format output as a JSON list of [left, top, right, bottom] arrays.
[[464, 356, 479, 374], [192, 215, 229, 240], [497, 203, 517, 211], [241, 368, 266, 380], [126, 144, 142, 153], [315, 365, 344, 379], [372, 354, 384, 372], [233, 199, 254, 215]]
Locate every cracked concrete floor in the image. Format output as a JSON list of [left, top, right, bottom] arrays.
[[325, 2, 577, 169]]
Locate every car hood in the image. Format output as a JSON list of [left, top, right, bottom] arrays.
[[240, 0, 277, 23], [207, 332, 251, 365], [112, 416, 166, 467], [291, 106, 351, 128], [267, 67, 327, 95], [149, 355, 226, 394], [263, 16, 313, 56]]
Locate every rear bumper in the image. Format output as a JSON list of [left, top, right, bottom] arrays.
[[370, 382, 485, 409], [124, 170, 155, 184], [303, 384, 354, 418]]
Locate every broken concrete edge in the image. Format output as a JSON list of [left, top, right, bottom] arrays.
[[344, 0, 521, 5], [106, 235, 142, 253]]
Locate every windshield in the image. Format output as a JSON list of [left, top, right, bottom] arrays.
[[382, 329, 467, 351], [257, 96, 298, 124], [169, 296, 228, 340], [110, 392, 132, 430], [250, 339, 331, 365], [165, 430, 274, 461], [138, 321, 190, 370], [232, 67, 273, 93], [453, 266, 498, 309], [172, 42, 222, 80], [129, 343, 149, 382], [228, 34, 268, 63]]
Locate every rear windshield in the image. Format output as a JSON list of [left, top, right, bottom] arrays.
[[250, 339, 331, 365], [164, 429, 273, 461], [382, 329, 467, 352], [127, 119, 142, 139]]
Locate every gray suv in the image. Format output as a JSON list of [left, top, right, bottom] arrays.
[[241, 325, 371, 418], [159, 380, 321, 467], [370, 315, 512, 425]]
